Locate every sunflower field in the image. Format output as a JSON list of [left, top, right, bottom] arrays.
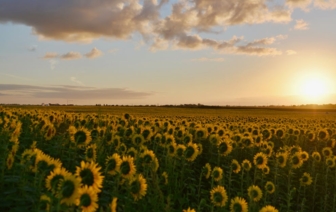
[[1, 106, 336, 212]]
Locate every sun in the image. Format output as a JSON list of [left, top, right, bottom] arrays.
[[300, 78, 327, 97]]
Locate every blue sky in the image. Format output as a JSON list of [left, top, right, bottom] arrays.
[[0, 0, 336, 105]]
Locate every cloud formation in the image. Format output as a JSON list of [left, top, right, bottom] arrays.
[[294, 19, 309, 30], [70, 77, 84, 85], [84, 47, 103, 59], [191, 57, 225, 62], [0, 84, 152, 100], [27, 45, 37, 52], [60, 51, 82, 60], [286, 50, 297, 55], [43, 52, 59, 59]]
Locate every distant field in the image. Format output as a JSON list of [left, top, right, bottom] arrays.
[[4, 105, 336, 118]]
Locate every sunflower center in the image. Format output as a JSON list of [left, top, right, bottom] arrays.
[[134, 136, 142, 145], [107, 159, 117, 171], [131, 180, 141, 194], [61, 180, 75, 198], [86, 148, 94, 159], [176, 148, 184, 157], [233, 203, 242, 212], [142, 130, 150, 139], [302, 176, 308, 183], [214, 192, 223, 203], [278, 156, 285, 164], [256, 157, 264, 165], [143, 154, 153, 163], [292, 156, 299, 165], [50, 175, 64, 190], [219, 143, 228, 153], [213, 170, 220, 178], [266, 184, 273, 192], [80, 169, 94, 186], [37, 160, 49, 172], [120, 161, 131, 175], [75, 131, 87, 144], [251, 190, 258, 198], [80, 193, 92, 207], [185, 146, 195, 158]]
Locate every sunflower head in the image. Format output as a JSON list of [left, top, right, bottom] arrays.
[[247, 185, 263, 202], [253, 152, 268, 169], [312, 151, 321, 162], [276, 152, 288, 168], [76, 161, 104, 192], [57, 174, 80, 206], [300, 172, 313, 186], [231, 159, 241, 174], [210, 185, 228, 207], [76, 186, 99, 212], [212, 167, 223, 182], [119, 155, 136, 179], [265, 181, 275, 194], [326, 157, 335, 168], [290, 152, 303, 169], [39, 194, 51, 212], [218, 139, 233, 156], [183, 207, 196, 212], [184, 142, 199, 162], [259, 205, 279, 212], [129, 174, 148, 201], [203, 163, 211, 179], [241, 159, 252, 172], [230, 196, 248, 212], [105, 153, 122, 176]]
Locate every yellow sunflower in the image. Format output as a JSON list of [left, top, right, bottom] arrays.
[[212, 167, 223, 182], [129, 174, 148, 201], [210, 185, 228, 207], [46, 167, 70, 193], [184, 142, 199, 162], [75, 161, 104, 193], [76, 185, 99, 212], [57, 174, 81, 206], [6, 154, 14, 170], [230, 196, 248, 212], [262, 166, 270, 175], [132, 134, 145, 146], [183, 207, 196, 212], [39, 194, 51, 212], [247, 185, 263, 202], [300, 172, 313, 186], [127, 147, 138, 158], [300, 151, 309, 162], [71, 127, 92, 148], [167, 142, 177, 157], [241, 159, 252, 172], [85, 144, 97, 162], [326, 157, 335, 168], [203, 163, 212, 179], [322, 147, 333, 158], [259, 205, 279, 212], [232, 159, 241, 174], [218, 139, 233, 156], [119, 155, 137, 179], [175, 144, 186, 159], [161, 171, 169, 185], [265, 181, 275, 194], [276, 152, 288, 168], [105, 153, 122, 176], [312, 151, 321, 162], [253, 152, 268, 169], [110, 197, 118, 212], [290, 152, 303, 169], [141, 149, 159, 172]]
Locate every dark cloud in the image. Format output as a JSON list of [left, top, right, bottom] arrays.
[[0, 84, 152, 100]]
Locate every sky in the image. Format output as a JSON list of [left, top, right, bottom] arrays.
[[0, 0, 336, 106]]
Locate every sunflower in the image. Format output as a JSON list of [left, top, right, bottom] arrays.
[[254, 135, 263, 147], [247, 185, 263, 202], [76, 186, 99, 212], [161, 171, 169, 185], [57, 174, 80, 205], [253, 152, 268, 169], [242, 136, 254, 148], [119, 155, 137, 179], [317, 129, 329, 141], [312, 151, 321, 162], [85, 144, 97, 162], [290, 152, 303, 169], [232, 159, 241, 174], [229, 196, 248, 212], [44, 125, 56, 141], [127, 147, 138, 158], [259, 205, 279, 212], [46, 167, 70, 193], [212, 167, 223, 182], [276, 152, 288, 168], [264, 146, 273, 157], [300, 151, 309, 162], [132, 134, 145, 146], [241, 159, 252, 172], [209, 134, 221, 146], [322, 147, 333, 158], [75, 161, 104, 193], [118, 143, 127, 155], [265, 181, 275, 194], [300, 172, 313, 186], [275, 129, 285, 139], [175, 144, 186, 158], [210, 185, 228, 207], [71, 127, 92, 148], [195, 127, 208, 140], [183, 207, 196, 212], [39, 194, 51, 212], [184, 142, 199, 162], [167, 142, 177, 157], [262, 166, 270, 175], [105, 153, 122, 176], [203, 163, 212, 179], [110, 197, 118, 212], [129, 174, 147, 201], [141, 149, 159, 172], [326, 157, 335, 168], [218, 139, 233, 156], [6, 154, 14, 170]]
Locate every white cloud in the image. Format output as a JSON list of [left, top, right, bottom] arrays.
[[60, 51, 82, 60], [286, 50, 297, 55], [70, 77, 84, 85], [43, 52, 58, 59], [84, 47, 103, 59], [191, 57, 225, 62], [294, 19, 309, 30]]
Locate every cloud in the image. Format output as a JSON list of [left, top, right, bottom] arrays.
[[286, 50, 297, 55], [49, 59, 58, 70], [314, 0, 336, 9], [84, 47, 103, 59], [0, 84, 152, 100], [0, 0, 293, 56], [70, 77, 84, 85], [43, 52, 59, 59], [286, 0, 312, 10], [191, 57, 225, 62], [294, 19, 309, 30], [60, 51, 82, 60], [108, 48, 119, 53]]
